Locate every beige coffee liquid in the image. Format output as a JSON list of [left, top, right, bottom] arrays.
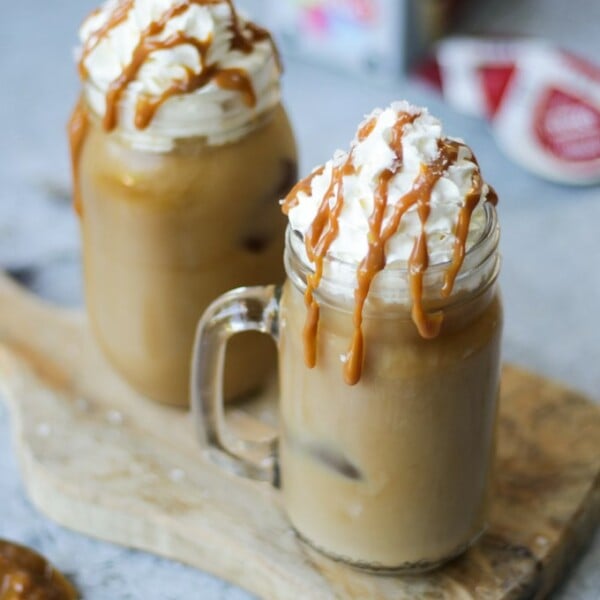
[[279, 279, 502, 568], [79, 105, 297, 406]]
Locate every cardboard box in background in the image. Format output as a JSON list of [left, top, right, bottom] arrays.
[[238, 0, 464, 77]]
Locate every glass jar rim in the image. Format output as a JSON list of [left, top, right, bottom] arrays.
[[284, 202, 500, 308], [287, 202, 498, 273]]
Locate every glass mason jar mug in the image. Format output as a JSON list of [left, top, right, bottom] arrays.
[[75, 87, 297, 407], [192, 203, 502, 572]]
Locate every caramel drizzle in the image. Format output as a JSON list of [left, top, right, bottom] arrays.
[[67, 98, 90, 217], [284, 112, 497, 385], [357, 116, 377, 140], [442, 163, 498, 297], [79, 0, 135, 79], [244, 21, 283, 73], [121, 23, 213, 131], [79, 0, 277, 132], [302, 154, 356, 368], [281, 166, 325, 215], [134, 63, 258, 129], [294, 118, 375, 369], [406, 140, 461, 341], [441, 167, 482, 297], [344, 113, 419, 384]]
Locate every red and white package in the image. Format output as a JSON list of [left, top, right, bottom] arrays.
[[424, 37, 600, 185], [493, 46, 600, 186], [435, 37, 539, 119]]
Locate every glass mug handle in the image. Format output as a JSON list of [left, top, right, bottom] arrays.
[[191, 285, 281, 483]]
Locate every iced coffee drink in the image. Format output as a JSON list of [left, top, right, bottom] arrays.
[[278, 102, 502, 570], [68, 0, 297, 406], [192, 101, 502, 571]]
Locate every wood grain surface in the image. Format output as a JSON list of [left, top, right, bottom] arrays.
[[0, 273, 597, 600]]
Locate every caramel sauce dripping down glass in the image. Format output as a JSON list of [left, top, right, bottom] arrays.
[[283, 111, 498, 385], [67, 98, 89, 216], [301, 154, 356, 368], [344, 113, 418, 384]]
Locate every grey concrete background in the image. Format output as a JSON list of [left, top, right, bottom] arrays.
[[0, 0, 598, 598]]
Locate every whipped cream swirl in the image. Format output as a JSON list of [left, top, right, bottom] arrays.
[[77, 0, 282, 149], [283, 101, 498, 383], [286, 101, 494, 271]]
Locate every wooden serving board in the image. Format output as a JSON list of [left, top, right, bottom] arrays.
[[0, 272, 598, 600]]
